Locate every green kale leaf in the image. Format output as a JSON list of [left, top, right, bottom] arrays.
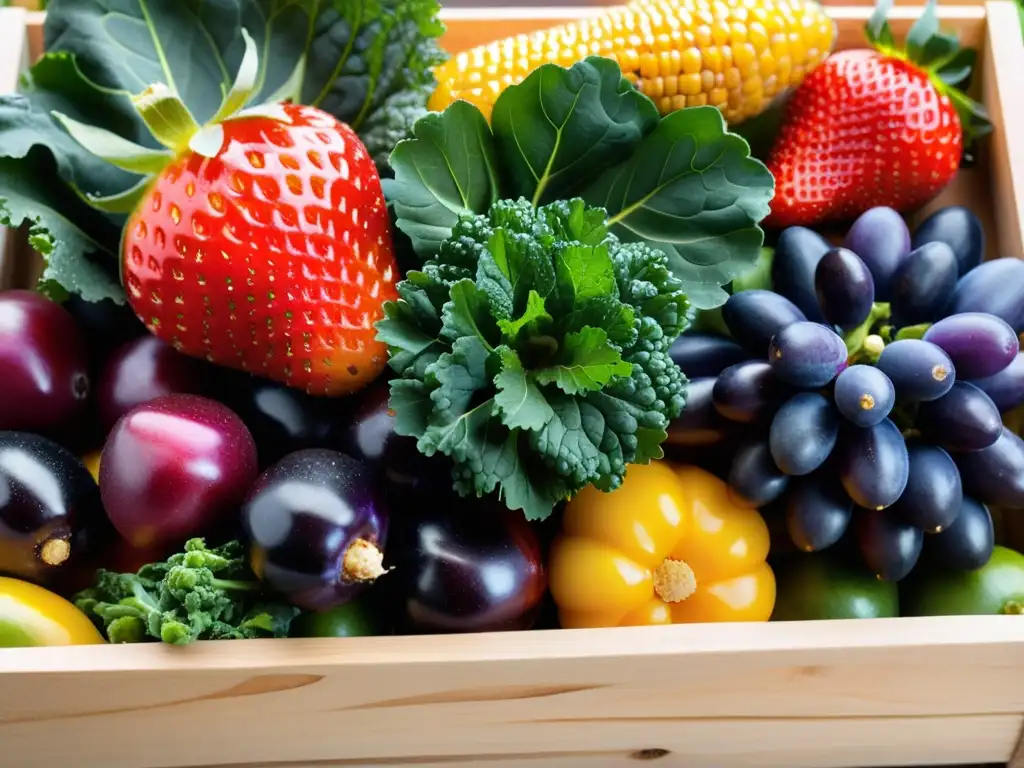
[[376, 197, 689, 521], [73, 538, 300, 645]]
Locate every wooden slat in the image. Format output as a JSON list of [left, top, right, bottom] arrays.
[[0, 7, 27, 291]]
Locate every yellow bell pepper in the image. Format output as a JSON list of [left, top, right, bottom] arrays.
[[0, 577, 106, 647], [549, 462, 775, 628]]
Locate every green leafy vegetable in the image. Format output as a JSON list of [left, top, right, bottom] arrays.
[[376, 197, 690, 521], [73, 538, 300, 645], [0, 0, 446, 302], [385, 56, 774, 310]]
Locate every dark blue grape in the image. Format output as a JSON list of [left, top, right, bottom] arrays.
[[728, 440, 790, 508], [768, 321, 848, 389], [833, 365, 895, 427], [922, 312, 1019, 380], [843, 207, 910, 302], [912, 205, 985, 277], [769, 392, 839, 476], [916, 382, 1002, 452], [875, 339, 956, 402], [971, 352, 1024, 413], [837, 419, 910, 510], [948, 258, 1024, 332], [892, 443, 962, 533], [923, 496, 994, 571], [955, 428, 1024, 508], [813, 247, 875, 330], [667, 377, 740, 447], [722, 290, 807, 355], [889, 242, 959, 327], [771, 226, 830, 322], [712, 361, 789, 423], [668, 333, 750, 378], [856, 508, 923, 581], [784, 472, 853, 552]]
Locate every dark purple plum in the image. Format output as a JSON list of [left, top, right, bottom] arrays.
[[856, 508, 923, 582], [833, 365, 895, 427], [769, 392, 839, 476], [875, 339, 955, 402], [63, 293, 146, 364], [923, 312, 1019, 380], [668, 333, 750, 378], [892, 443, 962, 533], [100, 394, 258, 549], [912, 205, 985, 277], [917, 382, 1002, 452], [771, 226, 830, 322], [956, 428, 1024, 508], [728, 439, 789, 508], [0, 431, 111, 587], [972, 353, 1024, 413], [712, 361, 790, 423], [768, 322, 848, 389], [947, 258, 1024, 331], [385, 498, 546, 634], [784, 471, 853, 552], [922, 496, 994, 571], [842, 206, 910, 301], [814, 247, 875, 330], [889, 242, 959, 327], [242, 449, 389, 612], [96, 336, 206, 435], [722, 290, 807, 355], [837, 419, 909, 511], [0, 290, 91, 433]]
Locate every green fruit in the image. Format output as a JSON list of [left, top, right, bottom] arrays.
[[731, 247, 775, 294], [290, 601, 381, 638], [771, 553, 899, 621], [901, 545, 1024, 616]]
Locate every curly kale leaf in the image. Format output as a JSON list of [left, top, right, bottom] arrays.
[[376, 197, 689, 520], [73, 538, 299, 645]]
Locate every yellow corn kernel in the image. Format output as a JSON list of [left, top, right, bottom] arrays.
[[428, 0, 837, 125]]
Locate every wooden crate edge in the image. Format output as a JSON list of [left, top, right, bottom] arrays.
[[0, 8, 28, 291]]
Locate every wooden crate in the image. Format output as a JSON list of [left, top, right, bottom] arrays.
[[1, 4, 1024, 768]]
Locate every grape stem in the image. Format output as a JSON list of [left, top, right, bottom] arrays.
[[844, 302, 891, 358]]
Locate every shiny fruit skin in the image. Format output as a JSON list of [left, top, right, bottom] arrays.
[[96, 336, 206, 435], [893, 443, 962, 534], [901, 545, 1024, 616], [917, 382, 1002, 452], [243, 449, 388, 612], [120, 103, 399, 397], [728, 439, 789, 508], [771, 227, 830, 323], [814, 247, 875, 330], [768, 321, 848, 389], [769, 392, 839, 476], [889, 242, 959, 327], [712, 361, 789, 423], [765, 52, 962, 229], [923, 312, 1019, 380], [837, 419, 909, 511], [947, 258, 1024, 331], [387, 499, 546, 634], [841, 207, 910, 302], [667, 377, 740, 448], [833, 365, 895, 427], [667, 333, 750, 378], [875, 339, 955, 402], [956, 428, 1024, 507], [0, 576, 105, 647], [856, 508, 924, 582], [912, 205, 984, 277], [100, 394, 258, 549], [771, 552, 898, 620], [722, 290, 807, 355], [290, 600, 381, 638], [0, 432, 109, 587], [972, 353, 1024, 413], [784, 471, 853, 552], [923, 496, 994, 572], [0, 290, 91, 433]]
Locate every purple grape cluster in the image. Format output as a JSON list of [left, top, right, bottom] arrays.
[[669, 205, 1023, 582]]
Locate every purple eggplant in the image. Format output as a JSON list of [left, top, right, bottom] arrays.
[[242, 448, 389, 611]]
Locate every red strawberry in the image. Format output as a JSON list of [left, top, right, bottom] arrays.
[[55, 34, 398, 397], [765, 0, 991, 229]]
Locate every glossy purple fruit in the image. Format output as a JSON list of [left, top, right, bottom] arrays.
[[0, 290, 90, 433], [768, 322, 848, 389], [875, 339, 956, 402], [889, 242, 959, 327], [837, 419, 909, 511], [956, 428, 1024, 508], [917, 382, 1002, 452], [667, 377, 741, 447], [856, 508, 923, 582], [242, 449, 389, 612], [96, 336, 206, 434], [100, 394, 258, 548], [923, 312, 1019, 380], [912, 206, 985, 277], [972, 353, 1024, 412], [386, 498, 546, 634], [712, 361, 790, 423], [814, 247, 875, 330], [771, 226, 831, 322], [722, 290, 807, 355], [843, 206, 910, 302], [947, 258, 1024, 331], [668, 333, 750, 377]]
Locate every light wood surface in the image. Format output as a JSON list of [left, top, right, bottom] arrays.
[[1, 5, 1024, 768], [0, 8, 26, 290]]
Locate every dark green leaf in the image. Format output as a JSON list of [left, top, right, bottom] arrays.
[[490, 56, 659, 206], [442, 279, 498, 348], [585, 106, 774, 309], [486, 221, 557, 313], [916, 31, 959, 70], [535, 327, 632, 395], [934, 48, 976, 87], [388, 378, 435, 438], [419, 336, 493, 457], [493, 346, 554, 431], [905, 0, 940, 64], [866, 0, 895, 49], [384, 101, 500, 259]]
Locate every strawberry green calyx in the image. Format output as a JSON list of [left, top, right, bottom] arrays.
[[51, 28, 291, 214], [865, 0, 992, 144]]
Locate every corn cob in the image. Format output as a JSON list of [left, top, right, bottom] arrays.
[[430, 0, 837, 125]]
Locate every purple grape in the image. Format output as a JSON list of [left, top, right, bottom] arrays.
[[856, 508, 923, 581], [917, 382, 1002, 452], [768, 321, 848, 388], [892, 443, 962, 533], [955, 428, 1024, 508], [784, 471, 853, 552], [771, 226, 830, 323], [837, 419, 909, 510], [722, 290, 807, 355], [947, 258, 1024, 332], [728, 440, 790, 508], [833, 365, 895, 427], [0, 291, 91, 433], [971, 353, 1024, 413], [923, 496, 993, 571], [889, 242, 959, 327], [843, 207, 910, 301], [814, 247, 875, 330], [912, 205, 985, 277], [875, 339, 955, 402], [668, 333, 750, 378], [667, 377, 741, 447], [769, 392, 839, 476], [712, 361, 789, 423], [923, 312, 1019, 380]]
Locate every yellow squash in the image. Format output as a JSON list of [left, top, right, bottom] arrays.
[[431, 0, 837, 123], [548, 462, 775, 627], [0, 577, 105, 647]]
